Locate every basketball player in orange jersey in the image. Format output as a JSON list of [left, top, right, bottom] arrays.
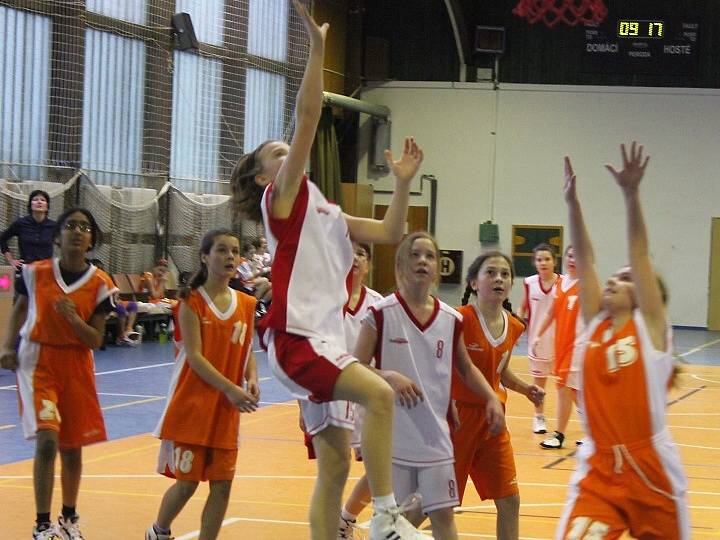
[[453, 251, 545, 540], [519, 243, 560, 434], [557, 144, 689, 539], [533, 246, 584, 449], [0, 208, 117, 540], [146, 229, 258, 540], [354, 232, 506, 540], [229, 2, 426, 538]]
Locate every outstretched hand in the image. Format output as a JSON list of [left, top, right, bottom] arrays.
[[292, 0, 328, 45], [384, 137, 424, 184], [605, 141, 649, 194], [563, 156, 577, 204]]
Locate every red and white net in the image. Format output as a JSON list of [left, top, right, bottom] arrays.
[[513, 0, 608, 27]]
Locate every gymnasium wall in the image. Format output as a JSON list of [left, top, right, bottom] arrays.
[[356, 82, 720, 327]]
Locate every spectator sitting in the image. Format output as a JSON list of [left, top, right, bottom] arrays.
[[251, 236, 272, 276], [141, 257, 178, 308], [90, 259, 140, 346], [237, 242, 272, 317]]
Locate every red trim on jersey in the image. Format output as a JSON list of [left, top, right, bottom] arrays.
[[523, 280, 531, 322], [539, 273, 559, 295], [344, 285, 367, 316], [273, 331, 343, 403], [394, 291, 440, 333], [369, 305, 384, 370], [452, 317, 463, 368], [258, 178, 310, 334]]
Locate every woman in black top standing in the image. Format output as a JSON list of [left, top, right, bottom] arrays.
[[0, 190, 56, 299]]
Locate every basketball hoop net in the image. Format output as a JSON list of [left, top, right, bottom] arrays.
[[513, 0, 608, 27]]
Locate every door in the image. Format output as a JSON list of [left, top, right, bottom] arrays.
[[708, 218, 720, 330], [371, 205, 429, 295]]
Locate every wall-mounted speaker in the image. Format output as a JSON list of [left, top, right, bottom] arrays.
[[171, 13, 199, 51], [475, 26, 506, 55], [371, 118, 391, 173]]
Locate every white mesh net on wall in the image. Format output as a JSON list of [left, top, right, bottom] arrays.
[[0, 174, 264, 275], [78, 176, 162, 273], [1, 1, 308, 193]]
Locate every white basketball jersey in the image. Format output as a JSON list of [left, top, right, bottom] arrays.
[[344, 285, 384, 351], [260, 177, 353, 347], [524, 273, 559, 361], [365, 292, 462, 467]]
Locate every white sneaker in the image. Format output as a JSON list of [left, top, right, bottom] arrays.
[[337, 515, 356, 539], [540, 431, 565, 449], [369, 507, 430, 539], [32, 523, 59, 540], [533, 414, 547, 434], [56, 515, 84, 540], [146, 524, 174, 540]]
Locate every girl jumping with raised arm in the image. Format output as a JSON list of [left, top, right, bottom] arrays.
[[557, 144, 689, 539], [229, 2, 425, 538]]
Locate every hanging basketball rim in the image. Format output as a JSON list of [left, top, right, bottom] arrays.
[[513, 0, 608, 27]]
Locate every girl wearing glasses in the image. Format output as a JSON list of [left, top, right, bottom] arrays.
[[0, 207, 116, 540]]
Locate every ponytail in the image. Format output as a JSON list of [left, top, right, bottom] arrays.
[[461, 284, 473, 306], [179, 264, 208, 300]]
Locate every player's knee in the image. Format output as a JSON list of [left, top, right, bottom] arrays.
[[428, 507, 455, 531], [209, 479, 232, 499], [35, 431, 58, 461], [366, 377, 394, 412], [175, 479, 199, 499], [495, 493, 520, 519]]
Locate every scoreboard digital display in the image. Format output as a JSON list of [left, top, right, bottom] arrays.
[[583, 17, 698, 76]]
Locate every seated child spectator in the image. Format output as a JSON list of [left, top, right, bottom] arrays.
[[251, 237, 272, 276], [90, 259, 140, 346], [237, 243, 272, 317], [141, 258, 178, 308]]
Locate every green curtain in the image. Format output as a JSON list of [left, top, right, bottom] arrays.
[[311, 106, 343, 206]]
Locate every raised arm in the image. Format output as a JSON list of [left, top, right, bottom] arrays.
[[564, 156, 602, 324], [605, 142, 667, 350], [272, 0, 328, 214], [345, 137, 423, 244]]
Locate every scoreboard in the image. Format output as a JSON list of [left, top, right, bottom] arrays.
[[583, 17, 699, 76]]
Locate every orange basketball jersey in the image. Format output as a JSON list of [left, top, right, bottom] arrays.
[[452, 304, 525, 405], [581, 312, 672, 445], [154, 287, 256, 449], [553, 276, 580, 372], [20, 259, 117, 346]]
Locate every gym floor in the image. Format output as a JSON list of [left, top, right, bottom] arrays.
[[1, 329, 718, 539]]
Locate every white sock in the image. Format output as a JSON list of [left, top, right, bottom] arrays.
[[341, 508, 357, 522], [372, 493, 398, 511]]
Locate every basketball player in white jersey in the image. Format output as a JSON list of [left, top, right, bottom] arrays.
[[229, 3, 426, 539], [298, 243, 383, 539], [354, 232, 505, 540], [520, 244, 559, 434]]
